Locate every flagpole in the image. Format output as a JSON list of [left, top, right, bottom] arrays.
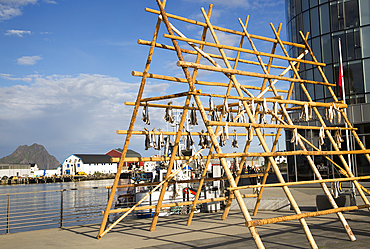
[[339, 38, 355, 196]]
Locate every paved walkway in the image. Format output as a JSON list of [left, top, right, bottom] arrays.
[[1, 186, 370, 248]]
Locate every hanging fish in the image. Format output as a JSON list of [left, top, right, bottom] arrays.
[[334, 129, 344, 149], [259, 99, 268, 124], [237, 100, 243, 122], [231, 130, 239, 148], [319, 126, 325, 149], [189, 103, 198, 125], [142, 102, 150, 125], [271, 101, 278, 123], [333, 104, 341, 124], [290, 128, 301, 146], [222, 97, 229, 118], [164, 101, 174, 123], [219, 129, 226, 147], [144, 127, 150, 150], [251, 99, 256, 117], [151, 128, 157, 149], [247, 126, 253, 142], [157, 128, 165, 150], [198, 129, 205, 148], [326, 104, 335, 123], [186, 130, 194, 150], [300, 103, 310, 121], [224, 122, 229, 140]]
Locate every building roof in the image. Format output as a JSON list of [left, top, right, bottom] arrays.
[[74, 154, 112, 164], [105, 149, 141, 158]]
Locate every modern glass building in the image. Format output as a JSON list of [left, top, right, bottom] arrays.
[[285, 0, 370, 180]]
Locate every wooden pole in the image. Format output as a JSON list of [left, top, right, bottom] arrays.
[[247, 204, 370, 227], [177, 61, 333, 86], [296, 30, 370, 210], [145, 7, 306, 49], [198, 8, 264, 248], [131, 71, 289, 93], [270, 23, 355, 241], [97, 1, 167, 239], [137, 39, 288, 70]]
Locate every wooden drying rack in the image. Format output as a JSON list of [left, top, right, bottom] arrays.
[[97, 1, 370, 248]]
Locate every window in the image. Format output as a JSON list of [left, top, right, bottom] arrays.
[[310, 7, 320, 37], [303, 10, 310, 35], [321, 34, 332, 64], [312, 37, 322, 62], [361, 26, 370, 58], [332, 31, 346, 63], [344, 0, 359, 29], [363, 58, 370, 93], [330, 1, 344, 32], [77, 164, 80, 167], [310, 0, 318, 8], [320, 3, 330, 34], [67, 164, 69, 168], [359, 0, 370, 25], [346, 60, 364, 95]]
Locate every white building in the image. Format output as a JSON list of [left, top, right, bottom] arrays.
[[0, 163, 39, 178], [62, 154, 117, 175]]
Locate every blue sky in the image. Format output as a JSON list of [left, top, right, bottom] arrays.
[[0, 0, 287, 163]]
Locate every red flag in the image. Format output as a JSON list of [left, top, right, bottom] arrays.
[[338, 63, 343, 99]]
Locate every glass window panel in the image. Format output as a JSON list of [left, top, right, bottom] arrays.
[[344, 0, 359, 29], [359, 0, 370, 25], [354, 28, 361, 59], [333, 63, 342, 98], [363, 58, 370, 93], [320, 3, 330, 34], [295, 0, 302, 14], [332, 31, 346, 63], [346, 30, 355, 60], [321, 34, 332, 64], [296, 14, 303, 42], [346, 60, 364, 95], [302, 0, 309, 11], [303, 11, 310, 35], [315, 84, 324, 100], [319, 0, 328, 3], [330, 1, 344, 32], [310, 7, 320, 37], [310, 0, 318, 7], [312, 36, 322, 62], [292, 17, 297, 43], [361, 26, 370, 58]]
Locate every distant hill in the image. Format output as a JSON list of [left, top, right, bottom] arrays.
[[0, 143, 60, 170]]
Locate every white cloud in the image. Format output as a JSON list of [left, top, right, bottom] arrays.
[[5, 29, 31, 37], [16, 55, 42, 65], [0, 74, 170, 161], [0, 0, 56, 21]]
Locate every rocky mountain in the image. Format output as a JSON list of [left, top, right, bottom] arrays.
[[0, 143, 60, 170]]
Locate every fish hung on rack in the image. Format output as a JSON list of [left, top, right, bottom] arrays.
[[164, 101, 175, 123], [189, 103, 198, 125], [142, 102, 150, 125]]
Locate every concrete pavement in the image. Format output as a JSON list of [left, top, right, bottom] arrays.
[[1, 186, 370, 248]]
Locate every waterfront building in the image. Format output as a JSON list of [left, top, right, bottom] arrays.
[[285, 0, 370, 180], [61, 149, 142, 175], [0, 163, 39, 178]]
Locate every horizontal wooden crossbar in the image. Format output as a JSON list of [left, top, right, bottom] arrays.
[[206, 120, 354, 131], [137, 39, 288, 70], [132, 71, 289, 93], [106, 173, 264, 189], [104, 193, 258, 214], [116, 130, 278, 136], [229, 175, 370, 191], [145, 8, 306, 49], [165, 34, 324, 67], [246, 204, 370, 227], [214, 149, 370, 160], [177, 61, 333, 86]]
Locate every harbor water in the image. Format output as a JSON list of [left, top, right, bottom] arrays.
[[0, 179, 114, 234]]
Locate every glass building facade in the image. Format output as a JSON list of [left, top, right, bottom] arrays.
[[285, 0, 370, 181]]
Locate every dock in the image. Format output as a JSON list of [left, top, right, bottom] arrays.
[[1, 186, 369, 248]]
